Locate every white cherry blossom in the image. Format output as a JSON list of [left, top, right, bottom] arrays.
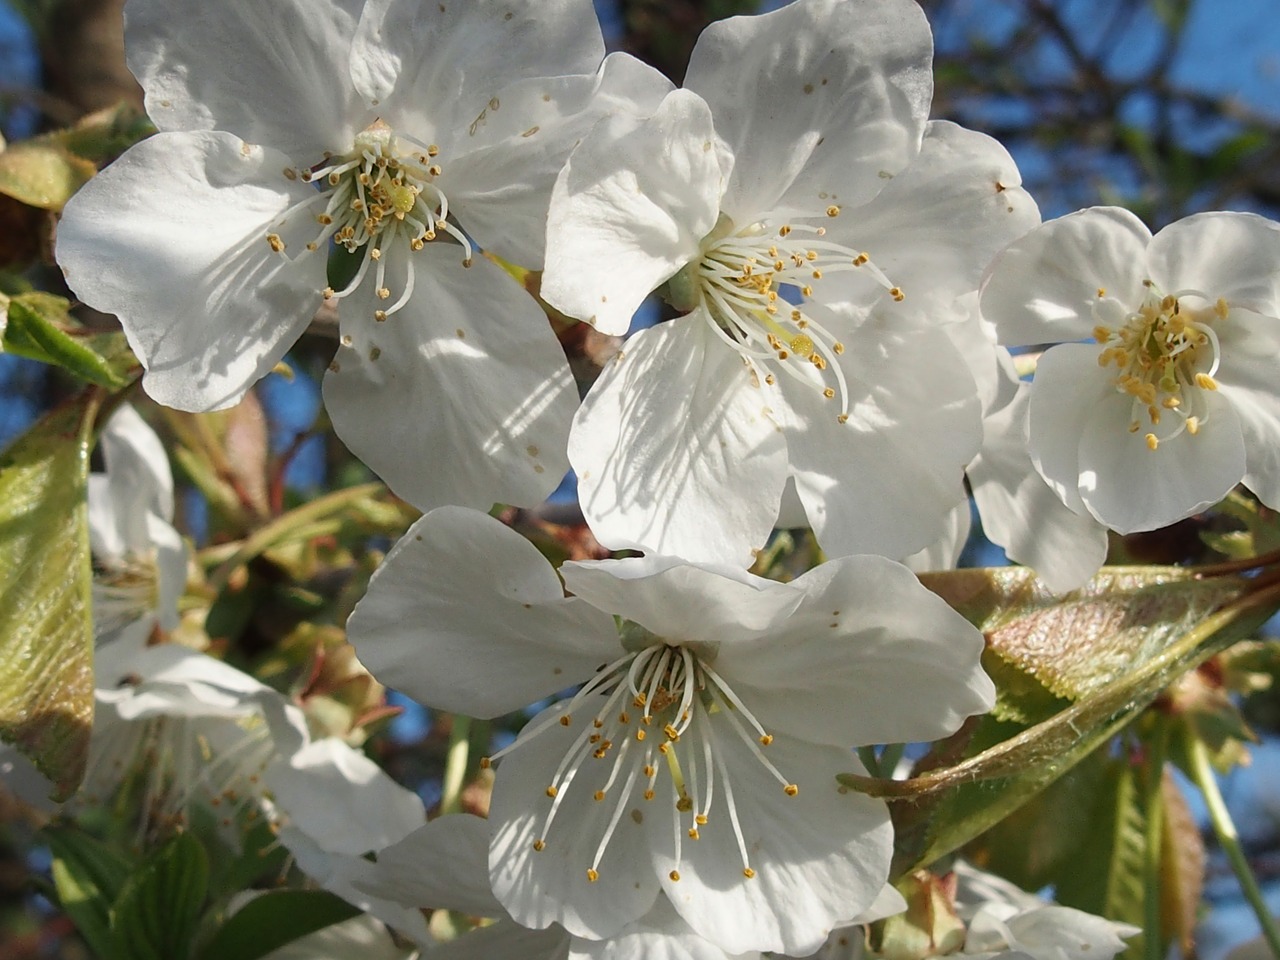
[[88, 404, 186, 644], [56, 0, 670, 514], [981, 207, 1280, 533], [347, 506, 993, 955], [542, 0, 1038, 565]]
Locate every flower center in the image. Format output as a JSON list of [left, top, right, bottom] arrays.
[[483, 636, 799, 885], [91, 555, 160, 639], [669, 210, 900, 423], [265, 120, 473, 322], [1093, 281, 1227, 450]]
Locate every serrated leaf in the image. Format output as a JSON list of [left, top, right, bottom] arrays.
[[851, 569, 1280, 875], [46, 825, 135, 960], [0, 140, 95, 210], [0, 389, 102, 798], [921, 566, 1246, 705], [1052, 758, 1148, 954], [4, 293, 137, 387], [197, 890, 360, 960], [110, 831, 210, 960]]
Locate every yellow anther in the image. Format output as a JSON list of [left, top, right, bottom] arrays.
[[826, 205, 840, 217], [1097, 287, 1107, 298], [743, 867, 757, 879], [1093, 325, 1112, 342], [1216, 298, 1230, 320], [644, 789, 656, 800], [822, 387, 835, 399], [688, 827, 700, 839], [889, 287, 905, 302], [323, 287, 336, 300], [1195, 373, 1219, 390], [1187, 416, 1200, 435], [377, 287, 391, 300], [1145, 433, 1159, 451], [560, 715, 572, 726], [266, 233, 285, 253], [593, 790, 605, 802], [479, 757, 491, 769], [837, 413, 850, 424], [1162, 396, 1181, 409], [778, 224, 792, 237], [369, 247, 383, 261], [784, 784, 799, 797], [546, 785, 558, 798], [374, 310, 387, 322], [635, 729, 646, 741], [643, 765, 656, 777], [532, 839, 546, 851], [853, 252, 869, 266], [587, 869, 599, 882], [759, 734, 774, 746], [669, 870, 681, 882]]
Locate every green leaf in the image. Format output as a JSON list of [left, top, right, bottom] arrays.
[[110, 832, 210, 960], [45, 825, 135, 960], [0, 140, 95, 210], [0, 389, 102, 799], [850, 567, 1280, 876], [197, 890, 361, 960], [4, 292, 138, 387]]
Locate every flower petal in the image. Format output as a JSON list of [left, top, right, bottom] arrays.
[[490, 701, 662, 940], [652, 721, 892, 956], [542, 89, 725, 335], [433, 921, 570, 960], [445, 53, 675, 271], [685, 0, 932, 224], [351, 0, 603, 136], [347, 507, 619, 719], [1216, 308, 1280, 509], [1025, 343, 1116, 515], [571, 317, 789, 567], [825, 121, 1040, 321], [263, 738, 424, 856], [57, 131, 323, 411], [782, 313, 980, 558], [569, 898, 754, 960], [715, 555, 994, 747], [969, 386, 1108, 593], [355, 815, 503, 918], [1077, 387, 1244, 533], [323, 245, 577, 512], [559, 556, 802, 644], [1148, 212, 1280, 314], [981, 206, 1151, 347], [126, 0, 362, 157]]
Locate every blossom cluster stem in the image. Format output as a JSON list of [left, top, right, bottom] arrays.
[[440, 714, 472, 815], [1187, 731, 1280, 960]]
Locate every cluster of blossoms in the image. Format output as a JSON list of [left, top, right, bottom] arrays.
[[25, 0, 1280, 955]]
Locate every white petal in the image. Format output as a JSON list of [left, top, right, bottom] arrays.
[[445, 53, 675, 270], [542, 89, 725, 335], [571, 318, 789, 567], [980, 207, 1151, 347], [433, 921, 570, 960], [347, 507, 619, 718], [279, 829, 433, 946], [145, 512, 187, 632], [323, 245, 577, 512], [685, 0, 932, 224], [559, 556, 802, 644], [1005, 906, 1138, 960], [57, 131, 323, 411], [1076, 386, 1245, 533], [652, 721, 892, 956], [570, 898, 757, 960], [901, 499, 971, 574], [715, 555, 994, 747], [1025, 343, 1116, 515], [1148, 211, 1280, 314], [126, 0, 363, 157], [355, 815, 503, 918], [1216, 309, 1280, 508], [99, 405, 174, 525], [826, 121, 1040, 320], [351, 0, 603, 137], [263, 738, 424, 856], [783, 314, 980, 558], [969, 386, 1108, 593], [489, 701, 662, 940]]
